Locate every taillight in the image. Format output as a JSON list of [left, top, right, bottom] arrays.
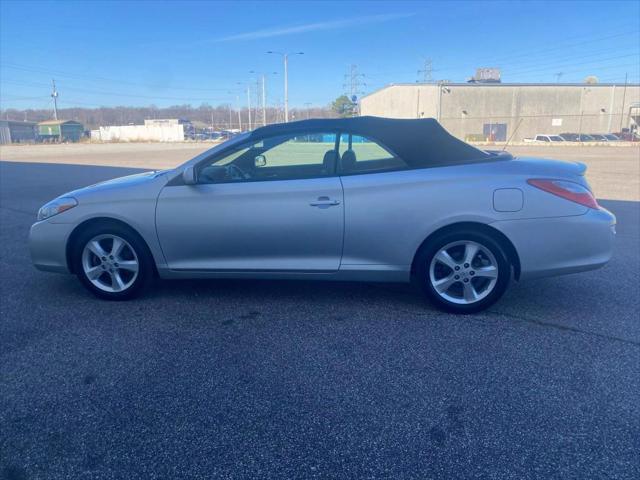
[[527, 179, 599, 209]]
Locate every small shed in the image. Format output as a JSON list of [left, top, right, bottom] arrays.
[[0, 120, 37, 144], [37, 120, 84, 142]]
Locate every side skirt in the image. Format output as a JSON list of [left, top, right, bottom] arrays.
[[157, 265, 411, 283]]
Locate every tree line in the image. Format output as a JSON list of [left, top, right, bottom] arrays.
[[0, 98, 355, 130]]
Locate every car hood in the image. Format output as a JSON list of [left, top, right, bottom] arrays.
[[67, 169, 170, 197]]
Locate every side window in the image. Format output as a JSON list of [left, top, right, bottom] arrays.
[[198, 132, 338, 183], [338, 133, 408, 174]]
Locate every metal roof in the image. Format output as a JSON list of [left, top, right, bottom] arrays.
[[361, 82, 640, 100], [38, 120, 83, 126], [0, 120, 36, 126]]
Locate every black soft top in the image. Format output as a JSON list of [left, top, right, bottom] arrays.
[[250, 116, 491, 168]]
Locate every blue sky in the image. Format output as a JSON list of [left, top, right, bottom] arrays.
[[1, 0, 639, 110]]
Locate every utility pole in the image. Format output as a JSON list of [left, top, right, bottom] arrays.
[[555, 72, 563, 83], [237, 95, 242, 131], [619, 72, 628, 132], [250, 70, 277, 127], [51, 79, 59, 120], [227, 104, 232, 130], [254, 77, 263, 127], [304, 102, 312, 119], [267, 51, 304, 122], [417, 59, 433, 83]]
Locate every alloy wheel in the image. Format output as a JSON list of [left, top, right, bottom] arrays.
[[429, 240, 499, 305], [81, 234, 139, 293]]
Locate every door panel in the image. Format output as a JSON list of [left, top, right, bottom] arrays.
[[156, 177, 344, 271]]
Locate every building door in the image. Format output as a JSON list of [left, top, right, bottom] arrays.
[[483, 123, 507, 142]]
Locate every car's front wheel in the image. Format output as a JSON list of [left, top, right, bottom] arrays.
[[72, 224, 153, 300], [416, 230, 511, 313]]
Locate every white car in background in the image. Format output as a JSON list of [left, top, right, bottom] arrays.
[[524, 134, 565, 143]]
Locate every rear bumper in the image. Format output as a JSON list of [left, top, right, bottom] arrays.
[[491, 208, 616, 281], [29, 220, 73, 274]]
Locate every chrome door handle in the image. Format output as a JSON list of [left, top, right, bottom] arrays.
[[309, 196, 341, 208]]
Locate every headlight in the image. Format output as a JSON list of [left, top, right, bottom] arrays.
[[37, 197, 78, 221]]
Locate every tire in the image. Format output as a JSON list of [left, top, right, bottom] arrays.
[[415, 229, 511, 313], [72, 223, 154, 300]]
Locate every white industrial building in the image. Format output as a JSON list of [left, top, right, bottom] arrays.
[[360, 83, 640, 142], [92, 119, 192, 142]]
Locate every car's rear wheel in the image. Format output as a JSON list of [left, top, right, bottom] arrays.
[[72, 224, 153, 300], [416, 230, 511, 313]]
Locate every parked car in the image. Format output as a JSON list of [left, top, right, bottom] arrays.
[[524, 134, 565, 143], [588, 134, 607, 141], [29, 117, 616, 313], [559, 133, 578, 141], [614, 130, 639, 141], [559, 133, 595, 142]]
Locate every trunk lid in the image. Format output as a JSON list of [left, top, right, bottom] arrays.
[[510, 156, 587, 177], [509, 156, 591, 190]]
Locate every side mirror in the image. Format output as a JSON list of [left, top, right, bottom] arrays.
[[182, 165, 197, 185], [254, 154, 267, 167]]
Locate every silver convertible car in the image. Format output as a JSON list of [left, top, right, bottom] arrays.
[[29, 117, 616, 313]]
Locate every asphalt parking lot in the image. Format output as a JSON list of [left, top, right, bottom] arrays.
[[1, 145, 639, 479]]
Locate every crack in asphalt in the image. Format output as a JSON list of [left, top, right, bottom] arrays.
[[486, 309, 640, 347], [393, 304, 639, 348], [0, 205, 36, 217]]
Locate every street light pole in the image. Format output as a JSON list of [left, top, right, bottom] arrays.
[[283, 54, 289, 122], [261, 75, 267, 126], [246, 85, 252, 130], [267, 51, 303, 122]]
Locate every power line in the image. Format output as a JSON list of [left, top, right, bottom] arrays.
[[1, 79, 233, 102], [0, 62, 240, 92], [504, 53, 640, 77], [512, 62, 640, 79], [444, 29, 640, 72]]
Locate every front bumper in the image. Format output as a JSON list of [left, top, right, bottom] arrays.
[[492, 207, 616, 281], [29, 220, 74, 274]]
